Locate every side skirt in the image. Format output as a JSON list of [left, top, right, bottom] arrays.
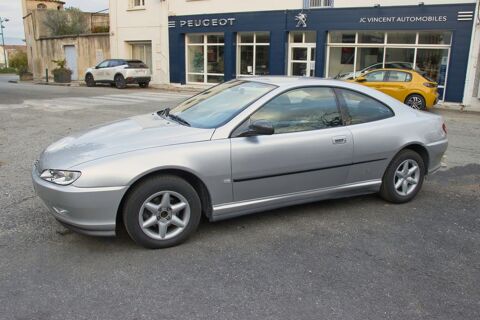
[[210, 180, 382, 222]]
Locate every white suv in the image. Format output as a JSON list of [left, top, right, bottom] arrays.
[[85, 59, 151, 89]]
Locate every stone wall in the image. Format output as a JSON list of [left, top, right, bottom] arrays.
[[31, 34, 110, 81]]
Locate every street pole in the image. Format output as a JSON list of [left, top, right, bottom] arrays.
[[0, 17, 9, 68]]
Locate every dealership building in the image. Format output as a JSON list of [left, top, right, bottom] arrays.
[[110, 0, 480, 108]]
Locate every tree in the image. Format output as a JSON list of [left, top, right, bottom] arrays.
[[9, 51, 28, 75], [43, 7, 88, 36]]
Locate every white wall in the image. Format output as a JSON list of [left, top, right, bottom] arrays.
[[169, 0, 475, 16], [334, 0, 474, 7], [169, 0, 302, 16], [109, 0, 169, 84]]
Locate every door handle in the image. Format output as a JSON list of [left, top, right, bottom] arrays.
[[332, 136, 347, 144]]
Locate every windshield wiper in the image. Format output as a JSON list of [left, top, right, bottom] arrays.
[[168, 114, 191, 127], [157, 107, 171, 117], [157, 107, 190, 126]]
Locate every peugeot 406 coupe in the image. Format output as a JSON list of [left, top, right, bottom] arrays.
[[32, 77, 448, 248]]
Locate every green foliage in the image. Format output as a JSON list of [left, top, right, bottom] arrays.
[[9, 51, 29, 75], [52, 59, 67, 69], [43, 7, 88, 36], [0, 67, 17, 74], [91, 25, 109, 33]]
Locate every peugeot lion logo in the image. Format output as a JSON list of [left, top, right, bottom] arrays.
[[295, 12, 307, 28]]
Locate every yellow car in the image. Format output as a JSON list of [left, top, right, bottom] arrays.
[[350, 68, 438, 110]]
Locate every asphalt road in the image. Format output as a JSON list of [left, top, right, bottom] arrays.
[[0, 75, 479, 320]]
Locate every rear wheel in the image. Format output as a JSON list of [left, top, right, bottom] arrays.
[[405, 94, 426, 110], [123, 175, 201, 249], [85, 73, 95, 87], [139, 82, 149, 88], [114, 74, 126, 89], [379, 149, 425, 203]]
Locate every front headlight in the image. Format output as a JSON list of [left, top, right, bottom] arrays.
[[40, 170, 82, 185]]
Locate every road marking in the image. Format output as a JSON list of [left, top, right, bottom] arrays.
[[0, 91, 194, 111]]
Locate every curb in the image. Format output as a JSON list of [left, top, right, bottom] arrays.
[[435, 103, 480, 113]]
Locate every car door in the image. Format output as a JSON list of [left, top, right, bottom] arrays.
[[94, 60, 110, 81], [381, 70, 413, 103], [230, 86, 353, 202], [104, 60, 121, 81], [334, 88, 397, 184], [359, 70, 387, 92]]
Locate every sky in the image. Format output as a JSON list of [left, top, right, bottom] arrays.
[[0, 0, 109, 45]]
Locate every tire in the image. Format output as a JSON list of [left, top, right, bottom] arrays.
[[85, 73, 95, 87], [405, 94, 426, 110], [379, 149, 426, 203], [139, 82, 149, 88], [114, 74, 127, 89], [123, 175, 202, 249]]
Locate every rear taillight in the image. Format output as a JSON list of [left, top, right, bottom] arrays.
[[423, 82, 437, 88], [442, 123, 447, 135]]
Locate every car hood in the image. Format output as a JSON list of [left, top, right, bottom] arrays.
[[38, 113, 215, 170]]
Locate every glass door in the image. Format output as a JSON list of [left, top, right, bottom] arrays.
[[288, 31, 316, 77]]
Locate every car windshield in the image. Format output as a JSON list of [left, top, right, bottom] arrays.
[[169, 80, 276, 128]]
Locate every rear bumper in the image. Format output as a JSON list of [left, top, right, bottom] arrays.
[[32, 167, 127, 237], [426, 139, 448, 174], [126, 76, 151, 84]]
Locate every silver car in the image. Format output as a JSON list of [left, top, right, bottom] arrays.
[[32, 77, 448, 248]]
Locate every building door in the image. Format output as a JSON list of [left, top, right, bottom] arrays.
[[64, 45, 78, 80], [288, 31, 317, 77]]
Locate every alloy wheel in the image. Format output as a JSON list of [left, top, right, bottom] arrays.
[[138, 191, 190, 240], [407, 96, 424, 110], [394, 159, 420, 196]]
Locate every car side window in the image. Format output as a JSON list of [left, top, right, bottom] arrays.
[[337, 88, 394, 125], [248, 87, 342, 134], [386, 71, 412, 82], [97, 60, 110, 68], [364, 71, 386, 82], [108, 60, 121, 68]]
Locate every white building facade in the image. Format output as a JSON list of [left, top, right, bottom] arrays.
[[109, 0, 479, 108]]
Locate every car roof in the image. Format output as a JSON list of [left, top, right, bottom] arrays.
[[241, 76, 343, 86]]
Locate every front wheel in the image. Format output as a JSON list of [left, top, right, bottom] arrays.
[[123, 175, 202, 249], [405, 94, 426, 110], [85, 73, 95, 87], [114, 74, 127, 89], [379, 149, 425, 203]]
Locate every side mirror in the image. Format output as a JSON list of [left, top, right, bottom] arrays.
[[250, 120, 274, 136], [355, 77, 366, 83], [95, 66, 100, 69], [238, 120, 274, 137]]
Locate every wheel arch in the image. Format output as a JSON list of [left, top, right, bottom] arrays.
[[114, 72, 125, 79], [404, 92, 426, 103], [399, 143, 430, 173], [116, 168, 213, 232]]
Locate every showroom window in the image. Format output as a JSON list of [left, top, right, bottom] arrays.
[[186, 33, 224, 84], [327, 31, 451, 101], [237, 32, 270, 76], [288, 31, 317, 77]]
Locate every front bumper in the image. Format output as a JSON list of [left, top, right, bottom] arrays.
[[32, 167, 128, 237]]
